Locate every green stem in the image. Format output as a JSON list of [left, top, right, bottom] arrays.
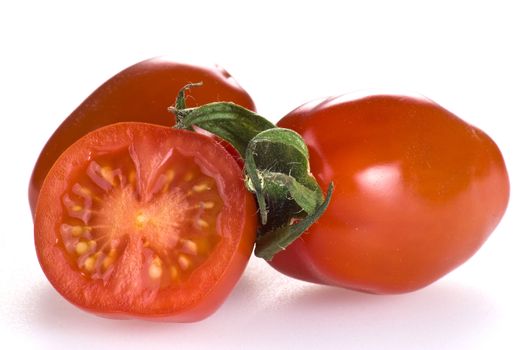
[[170, 101, 274, 157], [169, 84, 334, 260]]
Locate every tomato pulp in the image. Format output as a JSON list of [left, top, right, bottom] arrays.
[[29, 57, 255, 216], [271, 93, 509, 293], [34, 123, 257, 320]]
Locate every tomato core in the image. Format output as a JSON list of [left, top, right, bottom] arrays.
[[58, 144, 224, 292]]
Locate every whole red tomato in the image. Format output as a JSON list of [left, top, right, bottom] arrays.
[[271, 93, 510, 294], [34, 122, 257, 321], [29, 57, 255, 216]]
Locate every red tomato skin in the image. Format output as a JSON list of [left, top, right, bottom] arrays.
[[35, 123, 257, 321], [272, 93, 510, 294], [29, 57, 255, 216]]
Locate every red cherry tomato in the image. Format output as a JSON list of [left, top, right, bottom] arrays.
[[271, 93, 510, 293], [29, 57, 255, 216], [34, 122, 257, 321]]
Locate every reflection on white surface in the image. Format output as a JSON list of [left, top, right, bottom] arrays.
[[355, 163, 402, 198], [5, 258, 506, 350]]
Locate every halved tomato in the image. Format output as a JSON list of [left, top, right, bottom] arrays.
[[34, 122, 257, 321]]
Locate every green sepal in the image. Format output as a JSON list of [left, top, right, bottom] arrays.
[[170, 84, 334, 261], [244, 128, 323, 224], [171, 101, 274, 157], [254, 182, 334, 260]]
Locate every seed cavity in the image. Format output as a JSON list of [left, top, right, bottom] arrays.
[[103, 249, 117, 269], [100, 166, 115, 186], [165, 169, 175, 180], [103, 256, 114, 269], [184, 172, 194, 182], [60, 224, 87, 238], [128, 170, 136, 185], [170, 266, 179, 280], [72, 183, 92, 198], [79, 186, 91, 196], [162, 169, 176, 192]]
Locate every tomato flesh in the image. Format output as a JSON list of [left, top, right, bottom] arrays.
[[272, 94, 510, 294], [35, 122, 256, 320]]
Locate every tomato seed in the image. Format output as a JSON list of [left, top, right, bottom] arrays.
[[181, 239, 198, 255], [148, 258, 163, 279], [196, 219, 209, 229], [84, 256, 96, 271], [177, 255, 191, 270], [75, 241, 88, 255], [202, 201, 215, 209], [192, 183, 210, 192]]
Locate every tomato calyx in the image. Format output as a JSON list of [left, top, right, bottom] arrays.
[[170, 84, 334, 260]]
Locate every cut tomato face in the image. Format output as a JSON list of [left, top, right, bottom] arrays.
[[34, 122, 257, 321]]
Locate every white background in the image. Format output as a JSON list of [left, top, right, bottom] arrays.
[[1, 1, 522, 349]]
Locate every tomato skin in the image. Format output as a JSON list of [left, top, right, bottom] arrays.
[[29, 57, 255, 216], [272, 93, 510, 294], [35, 122, 257, 321]]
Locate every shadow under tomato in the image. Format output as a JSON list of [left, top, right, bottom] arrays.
[[237, 280, 499, 349], [26, 266, 499, 349], [34, 285, 160, 327], [28, 276, 261, 347], [30, 268, 260, 330]]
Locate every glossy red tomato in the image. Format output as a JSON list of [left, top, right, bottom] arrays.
[[35, 122, 257, 321], [271, 93, 510, 294], [29, 57, 255, 216]]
